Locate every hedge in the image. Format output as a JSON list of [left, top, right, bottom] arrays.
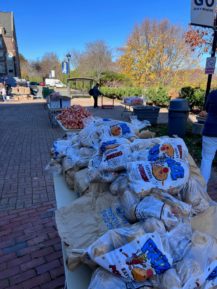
[[179, 87, 205, 110], [144, 87, 170, 107], [100, 85, 205, 109], [100, 86, 143, 100]]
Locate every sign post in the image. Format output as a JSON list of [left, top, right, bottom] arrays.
[[190, 0, 217, 107]]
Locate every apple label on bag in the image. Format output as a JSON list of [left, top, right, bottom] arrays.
[[128, 159, 189, 194], [94, 233, 172, 283], [110, 123, 131, 137], [148, 140, 188, 162]]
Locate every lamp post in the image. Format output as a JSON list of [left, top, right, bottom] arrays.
[[66, 53, 71, 97]]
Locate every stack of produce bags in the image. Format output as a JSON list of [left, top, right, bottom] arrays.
[[49, 115, 217, 289]]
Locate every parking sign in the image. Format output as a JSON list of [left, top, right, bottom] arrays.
[[205, 57, 216, 74]]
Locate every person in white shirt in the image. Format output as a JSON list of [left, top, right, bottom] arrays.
[[1, 86, 7, 101]]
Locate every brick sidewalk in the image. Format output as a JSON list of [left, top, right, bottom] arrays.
[[0, 102, 64, 289]]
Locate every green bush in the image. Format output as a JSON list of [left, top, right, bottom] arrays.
[[101, 86, 143, 100], [145, 87, 170, 107], [179, 87, 194, 100], [193, 88, 205, 110], [179, 86, 205, 110]]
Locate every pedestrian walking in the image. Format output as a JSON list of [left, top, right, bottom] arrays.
[[200, 90, 217, 186], [89, 83, 102, 108]]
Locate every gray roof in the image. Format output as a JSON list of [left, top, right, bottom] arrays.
[[0, 12, 13, 37]]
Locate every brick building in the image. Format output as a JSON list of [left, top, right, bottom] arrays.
[[0, 12, 21, 78]]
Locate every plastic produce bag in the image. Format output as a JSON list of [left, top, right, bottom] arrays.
[[203, 261, 217, 289], [79, 117, 101, 148], [135, 196, 179, 229], [182, 155, 211, 215], [176, 231, 217, 289], [120, 190, 140, 222], [99, 142, 131, 172], [166, 222, 192, 263], [120, 192, 175, 226], [120, 190, 191, 227], [88, 155, 118, 183], [74, 168, 90, 196], [55, 191, 129, 271], [143, 218, 166, 234], [130, 116, 151, 135], [147, 137, 189, 162], [87, 223, 174, 283], [45, 159, 62, 175], [80, 147, 96, 158], [131, 137, 189, 163], [88, 268, 127, 289], [62, 157, 75, 174], [52, 139, 73, 157], [110, 174, 129, 196], [67, 132, 80, 144], [99, 138, 130, 154], [130, 138, 161, 153], [159, 268, 182, 289], [65, 146, 95, 170], [100, 121, 136, 141], [88, 268, 156, 289], [127, 159, 190, 196]]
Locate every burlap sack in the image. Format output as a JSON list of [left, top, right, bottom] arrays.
[[55, 191, 129, 271], [62, 157, 79, 190], [191, 206, 217, 240]]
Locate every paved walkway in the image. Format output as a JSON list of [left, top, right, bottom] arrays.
[[0, 101, 64, 289], [0, 98, 216, 289]]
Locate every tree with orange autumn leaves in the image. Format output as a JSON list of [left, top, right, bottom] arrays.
[[185, 27, 213, 55], [118, 19, 198, 88]]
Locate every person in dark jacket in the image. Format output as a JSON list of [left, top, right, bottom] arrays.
[[200, 90, 217, 185], [91, 83, 102, 108]]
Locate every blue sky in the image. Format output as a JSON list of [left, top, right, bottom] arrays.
[[1, 0, 191, 61]]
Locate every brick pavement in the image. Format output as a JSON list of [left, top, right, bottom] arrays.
[[0, 101, 64, 288]]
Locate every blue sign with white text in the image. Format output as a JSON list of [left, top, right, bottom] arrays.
[[62, 61, 69, 74]]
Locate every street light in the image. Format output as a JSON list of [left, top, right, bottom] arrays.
[[66, 53, 71, 78], [66, 53, 71, 97]]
